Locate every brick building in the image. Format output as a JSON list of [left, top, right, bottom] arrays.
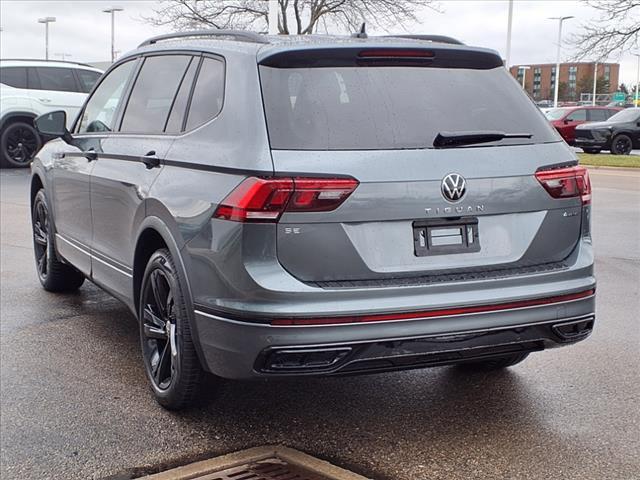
[[508, 62, 620, 101]]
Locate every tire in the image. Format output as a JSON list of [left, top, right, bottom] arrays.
[[610, 134, 633, 155], [139, 249, 203, 410], [1, 121, 42, 168], [31, 189, 85, 292], [581, 148, 601, 154], [456, 352, 530, 371]]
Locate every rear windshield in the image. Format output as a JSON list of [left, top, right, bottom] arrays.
[[608, 108, 640, 123], [260, 66, 560, 150]]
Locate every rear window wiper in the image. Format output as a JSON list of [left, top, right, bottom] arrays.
[[433, 131, 533, 148]]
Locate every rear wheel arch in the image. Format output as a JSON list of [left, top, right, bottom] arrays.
[[132, 217, 207, 371]]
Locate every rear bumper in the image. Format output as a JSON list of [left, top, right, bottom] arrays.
[[194, 289, 595, 379]]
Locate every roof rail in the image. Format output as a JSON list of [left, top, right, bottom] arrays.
[[385, 35, 465, 45], [0, 58, 95, 67], [139, 29, 269, 47]]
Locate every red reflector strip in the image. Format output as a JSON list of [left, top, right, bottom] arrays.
[[270, 289, 595, 326]]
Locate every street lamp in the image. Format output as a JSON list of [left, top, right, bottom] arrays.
[[519, 65, 531, 89], [102, 7, 123, 62], [38, 17, 56, 60], [549, 16, 574, 108], [633, 53, 640, 107], [505, 0, 513, 68]]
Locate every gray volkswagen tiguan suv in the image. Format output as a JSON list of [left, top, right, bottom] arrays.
[[30, 31, 596, 410]]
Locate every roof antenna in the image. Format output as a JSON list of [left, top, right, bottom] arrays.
[[352, 22, 367, 39]]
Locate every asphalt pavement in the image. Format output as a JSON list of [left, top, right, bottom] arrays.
[[1, 167, 639, 480]]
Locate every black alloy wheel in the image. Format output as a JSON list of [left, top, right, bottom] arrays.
[[611, 134, 633, 155], [139, 249, 203, 409], [141, 267, 178, 391], [31, 190, 85, 292], [1, 122, 41, 168], [32, 194, 50, 282]]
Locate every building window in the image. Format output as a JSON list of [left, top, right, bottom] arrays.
[[604, 65, 611, 81]]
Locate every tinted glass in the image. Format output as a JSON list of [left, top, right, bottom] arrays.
[[164, 58, 198, 133], [185, 57, 224, 130], [544, 108, 568, 120], [565, 109, 586, 121], [35, 67, 78, 92], [260, 66, 559, 150], [0, 67, 28, 88], [78, 60, 135, 133], [120, 55, 191, 134], [76, 69, 101, 93], [588, 109, 609, 122], [608, 108, 640, 123]]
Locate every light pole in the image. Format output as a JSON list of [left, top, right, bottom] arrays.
[[549, 16, 574, 108], [505, 0, 513, 68], [633, 53, 640, 107], [268, 0, 278, 35], [103, 7, 123, 63], [592, 61, 598, 106], [519, 66, 530, 89], [38, 17, 56, 60]]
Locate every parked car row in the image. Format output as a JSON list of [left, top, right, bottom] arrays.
[[0, 59, 103, 168], [544, 105, 639, 155]]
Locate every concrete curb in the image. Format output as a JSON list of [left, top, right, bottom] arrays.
[[138, 445, 371, 480], [583, 165, 640, 173]]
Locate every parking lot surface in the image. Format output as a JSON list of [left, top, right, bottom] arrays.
[[1, 168, 639, 480]]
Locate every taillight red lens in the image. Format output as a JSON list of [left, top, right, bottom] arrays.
[[535, 166, 591, 205], [214, 177, 358, 222]]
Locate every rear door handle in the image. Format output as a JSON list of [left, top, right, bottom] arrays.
[[38, 98, 52, 103], [84, 148, 98, 161], [141, 150, 160, 169]]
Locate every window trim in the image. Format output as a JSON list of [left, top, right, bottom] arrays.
[[73, 50, 226, 138], [182, 53, 226, 133], [72, 57, 141, 134]]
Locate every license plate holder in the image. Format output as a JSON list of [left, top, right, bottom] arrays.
[[413, 217, 480, 256]]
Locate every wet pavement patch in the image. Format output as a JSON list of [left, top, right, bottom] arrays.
[[138, 446, 369, 480]]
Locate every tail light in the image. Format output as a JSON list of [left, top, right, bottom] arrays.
[[535, 165, 591, 205], [214, 177, 358, 222]]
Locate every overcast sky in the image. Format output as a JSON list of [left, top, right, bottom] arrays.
[[0, 0, 637, 85]]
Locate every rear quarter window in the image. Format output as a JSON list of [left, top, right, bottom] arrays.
[[184, 57, 225, 130]]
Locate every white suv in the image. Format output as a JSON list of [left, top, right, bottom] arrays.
[[0, 59, 103, 167]]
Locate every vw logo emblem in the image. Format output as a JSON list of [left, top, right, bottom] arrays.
[[441, 173, 466, 202]]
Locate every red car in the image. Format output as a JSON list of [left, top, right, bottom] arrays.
[[544, 106, 622, 145]]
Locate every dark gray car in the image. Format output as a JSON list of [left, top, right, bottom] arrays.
[[30, 31, 596, 410]]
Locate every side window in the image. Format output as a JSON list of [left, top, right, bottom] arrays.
[[185, 57, 225, 131], [0, 67, 28, 88], [77, 60, 136, 133], [34, 67, 78, 92], [164, 58, 199, 133], [119, 55, 191, 134], [588, 109, 608, 122], [75, 69, 102, 93], [566, 109, 586, 122]]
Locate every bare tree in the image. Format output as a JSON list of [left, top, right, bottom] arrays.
[[143, 0, 439, 35], [570, 0, 639, 59]]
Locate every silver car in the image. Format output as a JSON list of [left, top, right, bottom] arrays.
[[30, 31, 596, 410]]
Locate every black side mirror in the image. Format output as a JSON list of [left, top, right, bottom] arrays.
[[34, 110, 75, 145], [563, 119, 571, 124]]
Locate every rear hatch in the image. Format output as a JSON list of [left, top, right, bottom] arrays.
[[257, 43, 584, 283]]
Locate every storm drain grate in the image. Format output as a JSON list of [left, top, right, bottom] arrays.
[[202, 457, 330, 480], [139, 446, 369, 480]]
